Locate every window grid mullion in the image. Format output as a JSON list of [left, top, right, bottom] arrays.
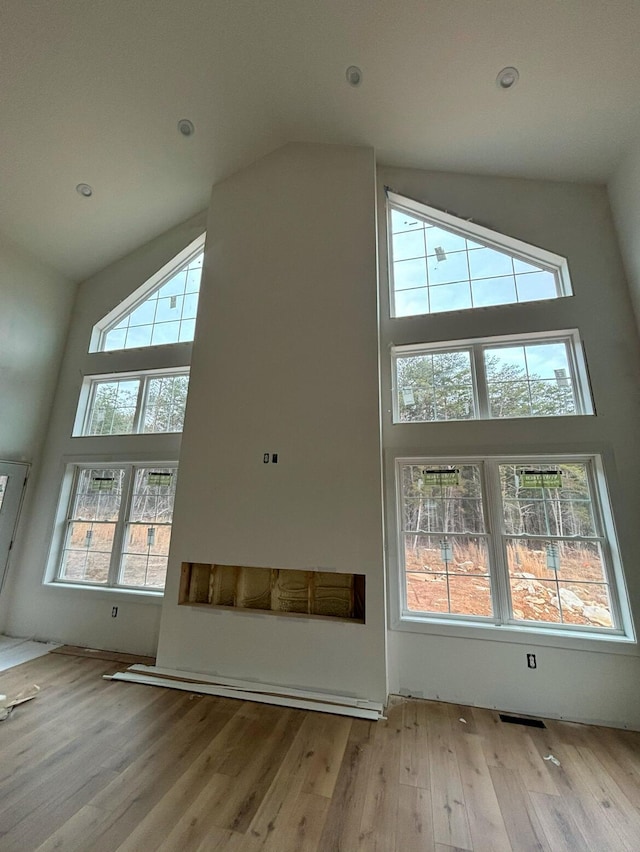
[[109, 466, 134, 587], [483, 460, 512, 625], [83, 382, 99, 435], [473, 344, 489, 419], [132, 379, 147, 433], [396, 460, 410, 615], [586, 461, 622, 631]]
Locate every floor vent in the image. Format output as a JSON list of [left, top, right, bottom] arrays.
[[499, 713, 546, 729]]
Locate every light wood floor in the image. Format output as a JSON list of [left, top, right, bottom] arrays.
[[1, 651, 639, 851]]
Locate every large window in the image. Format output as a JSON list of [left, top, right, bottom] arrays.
[[90, 237, 205, 352], [74, 369, 189, 436], [387, 192, 572, 318], [393, 331, 592, 423], [56, 463, 177, 591], [397, 456, 629, 636]]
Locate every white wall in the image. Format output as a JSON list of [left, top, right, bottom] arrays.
[[608, 142, 640, 330], [0, 232, 75, 631], [2, 212, 206, 655], [379, 166, 640, 728], [157, 143, 388, 702], [0, 232, 74, 462]]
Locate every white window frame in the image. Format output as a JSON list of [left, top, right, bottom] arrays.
[[53, 460, 178, 593], [73, 367, 190, 437], [391, 329, 593, 423], [387, 191, 573, 318], [89, 233, 205, 353], [394, 454, 634, 643]]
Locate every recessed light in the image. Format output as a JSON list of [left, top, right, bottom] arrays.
[[496, 66, 519, 89], [76, 183, 93, 197], [177, 118, 195, 137], [346, 66, 363, 87]]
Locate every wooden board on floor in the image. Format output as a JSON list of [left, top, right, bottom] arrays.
[[50, 645, 156, 666]]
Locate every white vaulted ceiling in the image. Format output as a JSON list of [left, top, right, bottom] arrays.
[[1, 0, 640, 280]]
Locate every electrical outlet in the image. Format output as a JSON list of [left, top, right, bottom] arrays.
[[112, 606, 118, 618], [527, 653, 537, 669]]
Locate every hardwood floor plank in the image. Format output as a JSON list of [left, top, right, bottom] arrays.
[[529, 792, 591, 852], [395, 784, 435, 852], [358, 701, 403, 851], [249, 711, 345, 843], [301, 713, 352, 798], [561, 743, 640, 852], [427, 702, 472, 851], [480, 719, 558, 796], [79, 696, 239, 851], [315, 718, 375, 852], [454, 731, 512, 852], [489, 766, 553, 852], [400, 698, 431, 788], [586, 726, 640, 810]]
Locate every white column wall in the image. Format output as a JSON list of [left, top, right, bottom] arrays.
[[608, 142, 640, 332], [157, 143, 387, 702]]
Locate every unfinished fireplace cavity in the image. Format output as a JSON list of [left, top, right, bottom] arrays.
[[179, 563, 365, 623]]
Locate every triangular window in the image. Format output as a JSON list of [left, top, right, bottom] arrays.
[[90, 235, 205, 352], [387, 192, 572, 318]]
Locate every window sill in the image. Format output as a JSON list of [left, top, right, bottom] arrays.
[[43, 580, 164, 606], [392, 612, 637, 656]]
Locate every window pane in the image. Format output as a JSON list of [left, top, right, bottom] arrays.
[[401, 464, 485, 531], [396, 350, 474, 422], [468, 247, 514, 279], [128, 299, 157, 326], [516, 271, 558, 302], [405, 535, 491, 616], [71, 468, 125, 521], [103, 327, 127, 351], [394, 288, 429, 317], [155, 296, 183, 323], [129, 467, 177, 523], [119, 532, 170, 589], [120, 554, 167, 589], [500, 463, 597, 537], [125, 325, 153, 349], [60, 521, 114, 584], [427, 251, 469, 286], [394, 258, 428, 290], [87, 379, 140, 435], [182, 292, 199, 319], [508, 543, 613, 627], [429, 282, 472, 313], [159, 271, 188, 298], [151, 321, 181, 346], [485, 341, 577, 418], [425, 226, 466, 256], [506, 539, 606, 584], [471, 276, 517, 307], [393, 229, 426, 261], [143, 375, 189, 433], [391, 209, 423, 233], [119, 467, 176, 589], [179, 319, 197, 342]]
